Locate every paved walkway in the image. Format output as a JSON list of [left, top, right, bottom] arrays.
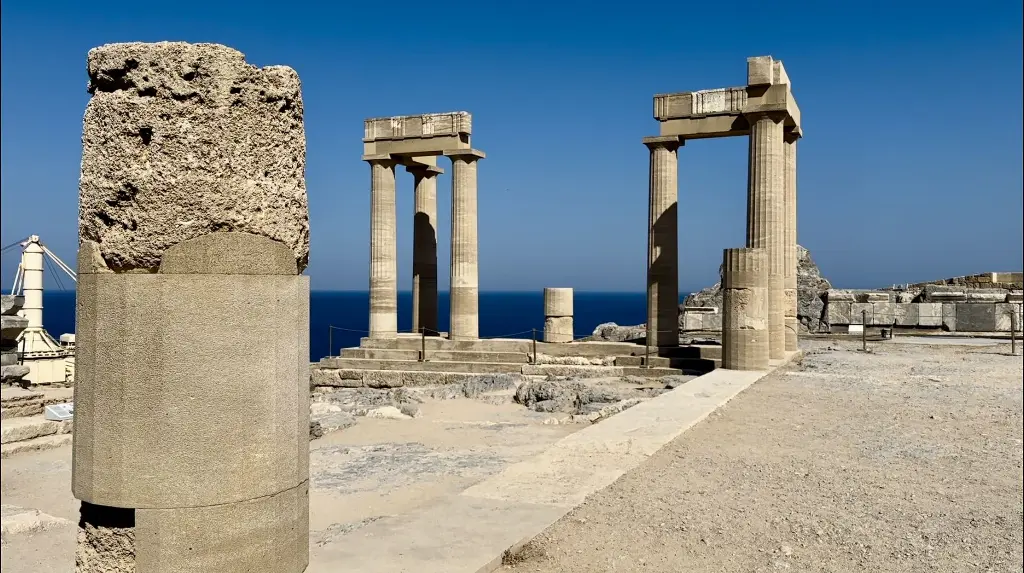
[[508, 339, 1024, 572]]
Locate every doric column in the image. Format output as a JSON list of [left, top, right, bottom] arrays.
[[366, 154, 398, 339], [745, 112, 786, 359], [408, 159, 441, 336], [783, 130, 799, 350], [643, 136, 682, 348], [447, 149, 485, 340], [722, 247, 769, 370]]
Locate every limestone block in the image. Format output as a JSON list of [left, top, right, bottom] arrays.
[[918, 303, 942, 327], [1, 315, 29, 341], [955, 303, 996, 332], [827, 302, 852, 325], [993, 303, 1016, 332], [850, 303, 872, 325], [1008, 290, 1023, 303], [826, 290, 857, 303], [964, 289, 1010, 303], [861, 292, 890, 303], [747, 55, 775, 86], [363, 111, 471, 141], [682, 313, 704, 331], [871, 302, 895, 326], [77, 482, 308, 573], [543, 288, 573, 317], [1, 295, 25, 316], [544, 316, 574, 343], [942, 303, 957, 331], [79, 42, 309, 272], [894, 303, 919, 326], [924, 285, 966, 302], [722, 248, 768, 371], [73, 269, 310, 508], [703, 313, 723, 331]]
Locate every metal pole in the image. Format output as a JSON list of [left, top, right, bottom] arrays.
[[861, 310, 867, 352], [420, 327, 426, 362], [1011, 307, 1018, 356], [644, 328, 651, 369], [328, 325, 333, 358], [531, 329, 537, 364]]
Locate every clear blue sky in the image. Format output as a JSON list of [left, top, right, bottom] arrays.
[[2, 0, 1021, 292]]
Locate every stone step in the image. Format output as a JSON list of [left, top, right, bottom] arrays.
[[520, 364, 683, 378], [614, 355, 720, 372], [358, 336, 645, 358], [312, 369, 505, 388], [318, 358, 524, 374], [339, 348, 530, 364], [1, 386, 74, 420], [0, 433, 73, 458], [0, 416, 73, 445]]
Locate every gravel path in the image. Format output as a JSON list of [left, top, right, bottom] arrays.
[[506, 339, 1024, 572]]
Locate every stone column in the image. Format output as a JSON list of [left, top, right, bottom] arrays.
[[644, 136, 682, 348], [745, 112, 786, 359], [543, 287, 574, 343], [409, 159, 441, 336], [447, 149, 485, 341], [722, 248, 769, 370], [73, 42, 309, 572], [366, 154, 398, 339], [783, 131, 799, 351]]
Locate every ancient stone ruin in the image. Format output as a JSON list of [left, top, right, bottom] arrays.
[[73, 42, 309, 572], [643, 55, 801, 364], [1, 296, 30, 386]]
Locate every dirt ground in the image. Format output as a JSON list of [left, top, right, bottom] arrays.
[[507, 339, 1024, 572]]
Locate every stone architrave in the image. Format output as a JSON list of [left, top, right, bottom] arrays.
[[543, 288, 574, 343], [73, 42, 309, 572], [721, 248, 769, 370], [745, 112, 786, 359], [644, 136, 682, 348]]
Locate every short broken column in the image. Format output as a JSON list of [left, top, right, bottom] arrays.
[[73, 42, 309, 572], [722, 248, 769, 370], [543, 287, 574, 343]]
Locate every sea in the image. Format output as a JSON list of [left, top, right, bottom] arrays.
[[32, 290, 674, 362]]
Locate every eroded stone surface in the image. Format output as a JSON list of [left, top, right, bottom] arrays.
[[79, 42, 309, 271]]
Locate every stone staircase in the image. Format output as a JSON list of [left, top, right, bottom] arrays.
[[1, 386, 74, 458], [311, 335, 722, 388]]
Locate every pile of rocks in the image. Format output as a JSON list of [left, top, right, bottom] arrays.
[[1, 295, 30, 386]]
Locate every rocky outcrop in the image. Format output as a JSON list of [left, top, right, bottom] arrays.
[[681, 244, 831, 333]]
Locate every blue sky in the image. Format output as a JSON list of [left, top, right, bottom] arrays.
[[2, 0, 1022, 292]]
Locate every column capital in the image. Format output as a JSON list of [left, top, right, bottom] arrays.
[[642, 135, 682, 151], [362, 153, 398, 166], [784, 125, 802, 143], [444, 148, 486, 161], [742, 109, 788, 124], [404, 159, 444, 177]]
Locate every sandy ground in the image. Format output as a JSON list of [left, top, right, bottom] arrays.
[[506, 339, 1024, 572]]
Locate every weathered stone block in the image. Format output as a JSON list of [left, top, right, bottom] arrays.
[[861, 292, 891, 303], [747, 55, 775, 86], [543, 288, 573, 317], [964, 289, 1010, 303], [825, 290, 856, 303], [955, 303, 996, 332], [79, 42, 309, 272], [942, 303, 957, 331], [871, 302, 895, 325], [544, 316, 574, 343], [925, 285, 967, 302], [993, 303, 1016, 332], [894, 303, 919, 326], [703, 313, 723, 331], [682, 313, 704, 331], [363, 111, 471, 141], [918, 303, 942, 327], [850, 303, 872, 324], [827, 301, 852, 325], [1007, 290, 1023, 303]]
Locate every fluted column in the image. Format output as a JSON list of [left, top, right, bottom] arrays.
[[366, 155, 398, 339], [722, 247, 769, 370], [783, 131, 799, 350], [409, 161, 440, 336], [448, 149, 485, 340], [745, 112, 786, 359], [644, 136, 681, 348]]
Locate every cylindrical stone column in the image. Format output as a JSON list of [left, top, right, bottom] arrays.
[[73, 42, 309, 572], [745, 112, 786, 359], [722, 248, 769, 370], [410, 164, 439, 336], [783, 132, 799, 351], [368, 156, 398, 339], [448, 150, 485, 340], [543, 287, 574, 343], [644, 136, 681, 349]]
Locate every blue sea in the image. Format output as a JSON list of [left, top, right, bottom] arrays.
[[33, 290, 662, 362]]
